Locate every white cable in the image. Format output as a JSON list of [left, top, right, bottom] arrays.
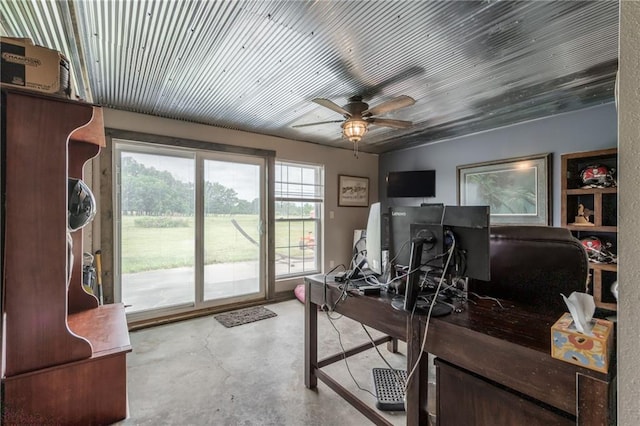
[[360, 323, 406, 388], [468, 291, 506, 309], [404, 234, 456, 393], [326, 311, 376, 397], [384, 239, 449, 289], [388, 239, 410, 265]]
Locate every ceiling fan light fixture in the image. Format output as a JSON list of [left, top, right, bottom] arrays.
[[342, 118, 368, 143]]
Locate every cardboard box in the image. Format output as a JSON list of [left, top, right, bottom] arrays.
[[1, 37, 70, 97], [551, 312, 613, 373]]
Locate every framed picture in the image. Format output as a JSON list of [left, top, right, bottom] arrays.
[[457, 153, 552, 225], [338, 175, 369, 207]]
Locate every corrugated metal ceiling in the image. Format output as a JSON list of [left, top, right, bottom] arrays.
[[0, 1, 619, 154]]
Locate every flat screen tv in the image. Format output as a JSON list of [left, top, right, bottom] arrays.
[[387, 170, 436, 198]]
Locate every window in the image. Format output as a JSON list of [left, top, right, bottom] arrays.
[[275, 161, 324, 278]]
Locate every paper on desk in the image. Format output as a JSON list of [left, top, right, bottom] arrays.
[[561, 292, 596, 335]]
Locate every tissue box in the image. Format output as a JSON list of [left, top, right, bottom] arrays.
[[551, 312, 613, 373]]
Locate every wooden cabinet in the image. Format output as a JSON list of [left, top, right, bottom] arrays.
[[436, 359, 574, 426], [1, 89, 131, 424], [561, 148, 618, 311]]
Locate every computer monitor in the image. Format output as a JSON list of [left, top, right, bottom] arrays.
[[402, 223, 445, 312], [442, 205, 491, 282], [388, 204, 444, 269], [365, 202, 383, 275], [394, 205, 491, 316]]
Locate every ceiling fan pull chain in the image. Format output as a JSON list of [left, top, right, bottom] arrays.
[[353, 141, 359, 158]]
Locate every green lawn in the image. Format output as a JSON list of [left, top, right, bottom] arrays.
[[121, 215, 314, 273]]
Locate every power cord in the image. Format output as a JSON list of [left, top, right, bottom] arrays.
[[325, 311, 376, 398], [360, 324, 406, 389], [468, 291, 506, 309], [383, 237, 450, 292], [404, 232, 456, 394], [323, 263, 346, 312]]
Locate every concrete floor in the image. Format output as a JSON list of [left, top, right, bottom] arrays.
[[122, 260, 314, 313], [115, 299, 416, 425]]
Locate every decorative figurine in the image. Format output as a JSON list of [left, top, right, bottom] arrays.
[[572, 203, 595, 226]]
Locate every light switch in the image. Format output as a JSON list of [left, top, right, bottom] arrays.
[[329, 210, 335, 219]]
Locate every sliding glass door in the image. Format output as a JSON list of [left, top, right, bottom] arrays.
[[115, 141, 266, 320], [202, 154, 264, 302], [117, 145, 196, 313]]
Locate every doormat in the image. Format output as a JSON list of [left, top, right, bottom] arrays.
[[214, 306, 277, 328]]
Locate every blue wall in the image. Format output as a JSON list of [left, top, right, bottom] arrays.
[[379, 103, 618, 226]]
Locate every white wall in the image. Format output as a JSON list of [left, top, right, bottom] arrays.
[[100, 108, 378, 291], [618, 2, 640, 424]]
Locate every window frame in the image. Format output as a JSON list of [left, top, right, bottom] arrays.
[[274, 160, 324, 279]]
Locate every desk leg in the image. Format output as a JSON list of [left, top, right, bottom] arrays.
[[387, 338, 398, 353], [304, 279, 318, 389], [406, 316, 429, 426]]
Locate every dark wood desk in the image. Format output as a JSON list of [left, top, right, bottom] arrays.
[[304, 275, 615, 426], [304, 274, 408, 425]]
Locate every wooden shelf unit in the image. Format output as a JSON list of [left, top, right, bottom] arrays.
[[1, 89, 131, 425], [561, 148, 618, 311]]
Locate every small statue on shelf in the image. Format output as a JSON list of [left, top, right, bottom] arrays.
[[572, 203, 595, 226]]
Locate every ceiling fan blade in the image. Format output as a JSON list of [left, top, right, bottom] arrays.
[[363, 95, 416, 116], [292, 119, 344, 128], [312, 98, 352, 117], [367, 117, 413, 129]]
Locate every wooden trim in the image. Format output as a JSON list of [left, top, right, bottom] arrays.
[[126, 296, 294, 331], [106, 128, 276, 158], [100, 134, 116, 304], [590, 263, 617, 272], [71, 107, 106, 147], [565, 225, 617, 233], [566, 188, 617, 195], [560, 148, 618, 160]]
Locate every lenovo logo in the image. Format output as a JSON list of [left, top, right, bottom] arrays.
[[391, 211, 407, 217]]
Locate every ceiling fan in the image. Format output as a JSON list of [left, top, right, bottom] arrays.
[[293, 95, 416, 149]]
